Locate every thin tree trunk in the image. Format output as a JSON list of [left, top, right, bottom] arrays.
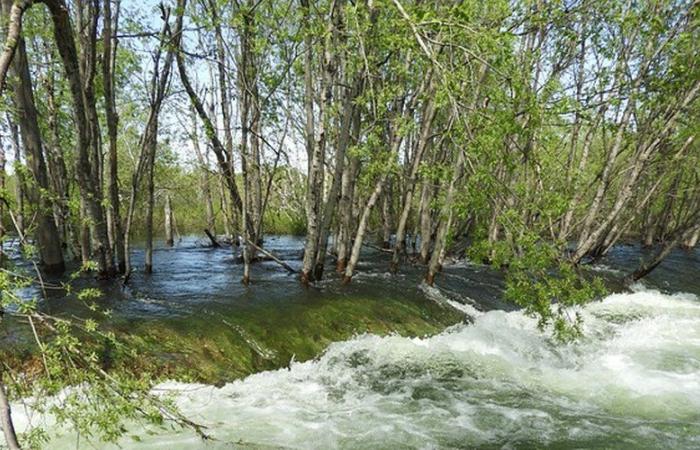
[[79, 199, 91, 265], [0, 125, 4, 261], [173, 0, 248, 240], [343, 123, 404, 283], [42, 0, 114, 276], [44, 55, 70, 248], [191, 109, 216, 234], [218, 177, 231, 237], [164, 193, 174, 246], [0, 378, 21, 450], [426, 148, 466, 285], [0, 0, 32, 92], [625, 223, 700, 284], [313, 77, 359, 280], [335, 106, 361, 273], [7, 115, 24, 238], [300, 0, 322, 285], [391, 91, 436, 270], [418, 179, 434, 264], [683, 227, 700, 249], [381, 181, 393, 249], [124, 4, 175, 275], [343, 175, 387, 284], [9, 31, 64, 273], [144, 143, 155, 274], [103, 0, 125, 272]]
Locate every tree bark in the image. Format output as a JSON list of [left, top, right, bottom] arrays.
[[144, 140, 155, 273], [9, 32, 65, 273], [335, 104, 361, 273], [103, 0, 126, 273], [191, 109, 216, 234], [164, 193, 174, 246], [0, 123, 4, 261], [0, 378, 20, 450], [0, 0, 32, 93], [41, 0, 114, 276], [173, 0, 248, 239], [426, 148, 466, 285], [625, 222, 700, 284], [343, 175, 387, 284], [391, 91, 436, 270], [418, 178, 434, 264], [124, 4, 175, 275], [7, 115, 24, 238], [300, 0, 322, 285], [313, 77, 360, 280], [683, 227, 700, 249]]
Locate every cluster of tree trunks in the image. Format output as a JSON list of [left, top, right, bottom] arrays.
[[0, 0, 698, 291]]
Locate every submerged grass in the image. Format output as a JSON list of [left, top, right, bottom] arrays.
[[114, 293, 463, 384], [2, 291, 464, 386]]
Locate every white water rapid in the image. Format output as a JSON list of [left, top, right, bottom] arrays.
[[13, 285, 700, 449]]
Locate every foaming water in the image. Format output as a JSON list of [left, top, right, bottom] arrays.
[[28, 286, 700, 449]]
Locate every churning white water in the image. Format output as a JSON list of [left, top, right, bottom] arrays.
[[18, 286, 700, 449]]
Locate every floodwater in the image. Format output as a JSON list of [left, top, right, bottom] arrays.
[[4, 236, 700, 449]]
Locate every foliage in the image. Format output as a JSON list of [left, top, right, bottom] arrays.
[[0, 265, 199, 448]]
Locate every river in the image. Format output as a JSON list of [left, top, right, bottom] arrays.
[[5, 236, 700, 449]]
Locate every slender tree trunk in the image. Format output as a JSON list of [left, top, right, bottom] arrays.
[[237, 2, 257, 284], [313, 77, 359, 280], [174, 0, 247, 241], [103, 0, 125, 273], [219, 178, 231, 237], [335, 107, 361, 273], [208, 0, 234, 169], [144, 141, 156, 274], [426, 148, 466, 285], [42, 0, 114, 276], [343, 123, 404, 282], [79, 199, 91, 265], [44, 59, 70, 248], [300, 0, 322, 285], [626, 222, 700, 284], [381, 181, 393, 249], [0, 128, 4, 261], [343, 175, 388, 284], [9, 32, 64, 273], [124, 5, 175, 275], [164, 193, 174, 246], [0, 0, 32, 92], [418, 179, 434, 264], [7, 116, 24, 238], [191, 109, 216, 234], [0, 378, 20, 450], [391, 91, 436, 270]]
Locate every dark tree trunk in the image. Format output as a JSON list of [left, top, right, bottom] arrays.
[[9, 31, 64, 273], [0, 378, 20, 450], [103, 0, 126, 273], [41, 0, 114, 276]]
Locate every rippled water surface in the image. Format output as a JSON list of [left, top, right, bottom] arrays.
[[5, 236, 700, 449]]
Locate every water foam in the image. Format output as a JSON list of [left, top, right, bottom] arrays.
[[15, 288, 700, 449]]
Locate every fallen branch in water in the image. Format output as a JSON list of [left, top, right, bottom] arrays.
[[240, 236, 298, 274], [201, 230, 297, 274], [204, 229, 221, 248]]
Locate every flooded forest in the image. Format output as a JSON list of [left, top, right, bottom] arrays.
[[0, 0, 699, 448]]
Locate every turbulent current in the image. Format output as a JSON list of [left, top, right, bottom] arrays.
[[25, 284, 700, 449]]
